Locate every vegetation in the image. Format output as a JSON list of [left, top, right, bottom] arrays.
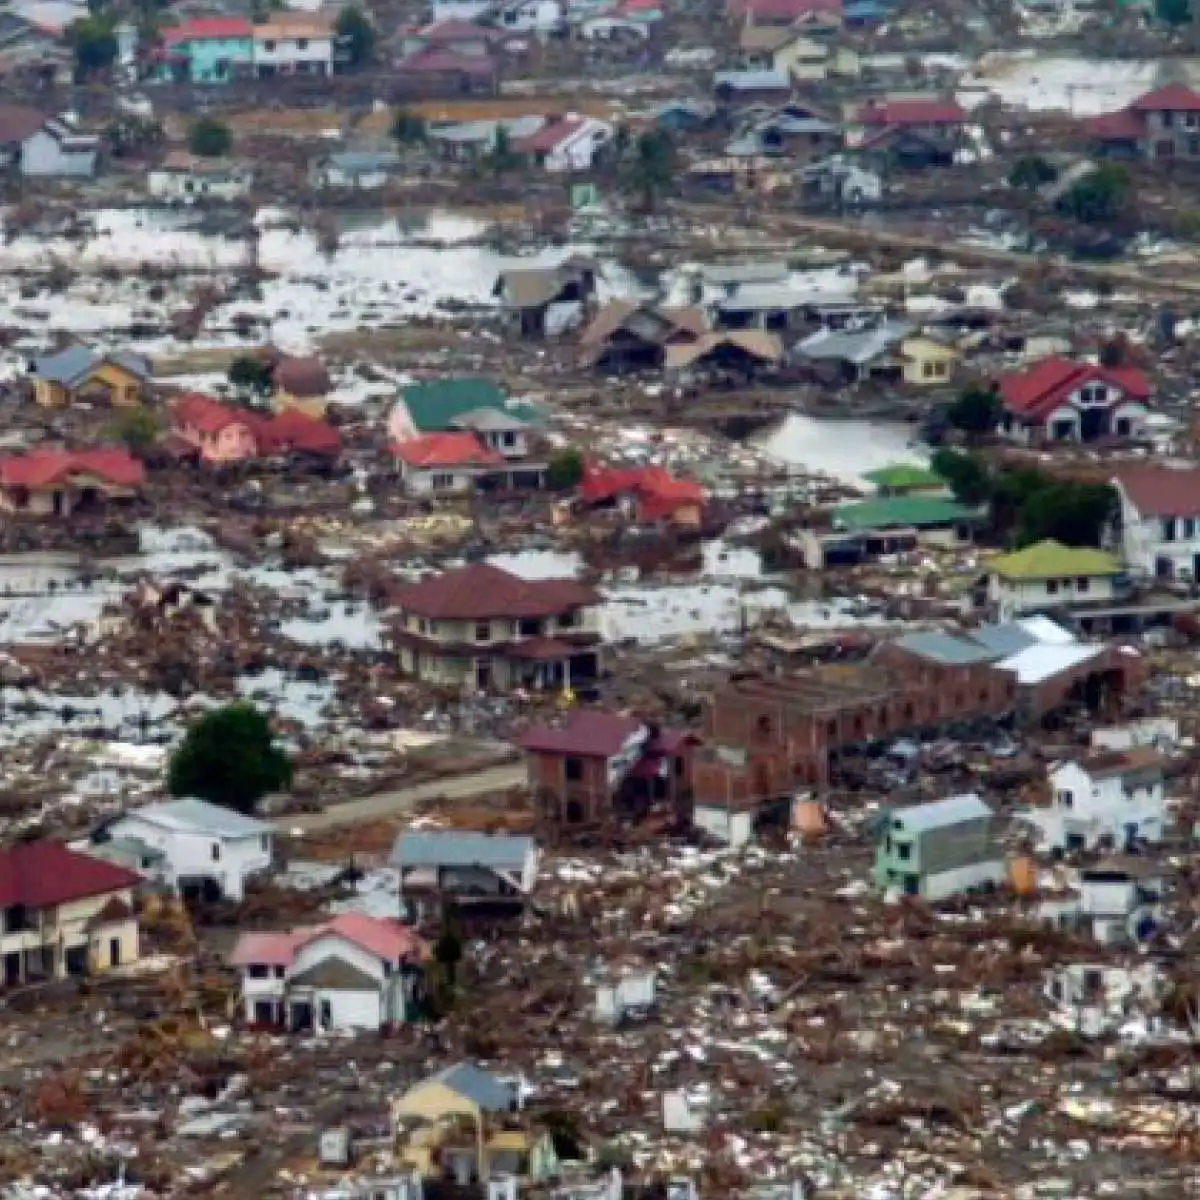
[[390, 108, 427, 144], [945, 386, 1002, 440], [105, 115, 165, 159], [1008, 155, 1057, 191], [1156, 0, 1192, 24], [187, 117, 233, 159], [932, 448, 1116, 547], [168, 701, 293, 815], [487, 126, 521, 177], [336, 5, 376, 67], [69, 15, 118, 79], [1055, 164, 1132, 224], [623, 129, 677, 211], [107, 406, 160, 454], [228, 354, 274, 396], [547, 447, 585, 491]]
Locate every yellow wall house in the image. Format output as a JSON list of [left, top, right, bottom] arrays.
[[392, 1063, 560, 1184], [273, 355, 333, 418], [0, 840, 141, 986], [901, 336, 959, 386], [30, 346, 151, 408]]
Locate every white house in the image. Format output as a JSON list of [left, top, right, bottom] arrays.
[[94, 797, 274, 901], [311, 149, 402, 191], [495, 0, 564, 31], [22, 115, 100, 178], [1024, 748, 1166, 854], [253, 16, 334, 76], [1111, 463, 1200, 581], [1043, 961, 1165, 1038], [1037, 855, 1165, 945], [148, 152, 253, 203], [986, 539, 1123, 621], [514, 115, 613, 172], [230, 912, 427, 1032]]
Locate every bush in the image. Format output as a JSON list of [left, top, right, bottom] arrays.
[[547, 447, 585, 491], [187, 117, 232, 159]]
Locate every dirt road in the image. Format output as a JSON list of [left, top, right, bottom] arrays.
[[285, 762, 526, 832]]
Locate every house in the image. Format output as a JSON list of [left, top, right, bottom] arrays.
[[156, 17, 255, 83], [493, 258, 598, 337], [512, 116, 614, 172], [253, 15, 334, 77], [728, 102, 843, 162], [21, 113, 99, 177], [800, 154, 881, 205], [428, 115, 544, 163], [495, 0, 564, 32], [853, 96, 968, 145], [1026, 748, 1166, 853], [393, 432, 505, 495], [794, 318, 914, 382], [519, 709, 698, 836], [727, 0, 844, 29], [1085, 83, 1200, 161], [0, 840, 140, 985], [1039, 856, 1165, 946], [861, 462, 947, 497], [392, 1063, 558, 1184], [30, 345, 151, 407], [169, 393, 340, 464], [93, 796, 274, 902], [272, 354, 332, 418], [997, 355, 1152, 445], [900, 335, 958, 385], [388, 377, 544, 444], [0, 104, 48, 168], [665, 331, 784, 377], [392, 830, 540, 924], [872, 793, 1005, 900], [579, 461, 706, 527], [579, 300, 708, 373], [1043, 962, 1167, 1038], [311, 149, 403, 191], [1111, 463, 1200, 581], [738, 27, 857, 80], [230, 912, 427, 1031], [0, 448, 144, 517], [986, 540, 1124, 621], [388, 562, 602, 692], [398, 18, 500, 58], [828, 494, 982, 553], [395, 47, 500, 96], [148, 151, 253, 203], [714, 69, 793, 105]]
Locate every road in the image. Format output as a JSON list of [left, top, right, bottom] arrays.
[[284, 762, 526, 833]]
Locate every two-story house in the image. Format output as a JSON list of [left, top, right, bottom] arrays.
[[512, 116, 614, 172], [853, 96, 967, 168], [157, 17, 255, 83], [0, 840, 141, 985], [253, 15, 334, 77], [93, 796, 274, 902], [997, 355, 1152, 444], [1027, 748, 1166, 853], [388, 563, 603, 693], [873, 793, 1006, 900], [1039, 856, 1166, 946], [30, 345, 151, 407], [1086, 83, 1200, 161], [986, 540, 1125, 621], [1111, 463, 1200, 581], [230, 912, 427, 1031], [519, 709, 698, 838]]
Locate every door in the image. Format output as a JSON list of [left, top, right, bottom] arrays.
[[109, 937, 121, 968]]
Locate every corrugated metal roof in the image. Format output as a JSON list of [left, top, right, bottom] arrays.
[[998, 642, 1104, 685], [392, 830, 535, 869], [713, 69, 790, 91], [891, 792, 991, 833], [891, 630, 991, 665], [428, 1063, 515, 1112], [796, 319, 914, 365], [831, 495, 976, 532], [968, 623, 1038, 658]]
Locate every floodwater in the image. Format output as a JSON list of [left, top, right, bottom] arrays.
[[757, 413, 928, 487]]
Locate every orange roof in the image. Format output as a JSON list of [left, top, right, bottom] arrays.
[[393, 432, 504, 469], [0, 448, 144, 489], [172, 392, 261, 437]]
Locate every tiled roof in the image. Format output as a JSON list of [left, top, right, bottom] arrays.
[[997, 355, 1150, 421], [162, 17, 253, 45], [1112, 464, 1200, 518], [230, 913, 426, 968], [0, 448, 144, 489], [857, 97, 966, 126], [172, 392, 259, 437], [0, 840, 141, 908], [393, 562, 599, 620], [265, 409, 341, 456], [989, 539, 1120, 581], [514, 117, 587, 154], [1085, 109, 1145, 140], [399, 47, 498, 74], [1131, 83, 1200, 113], [0, 104, 46, 144], [273, 355, 330, 398], [519, 709, 645, 756], [393, 431, 504, 469]]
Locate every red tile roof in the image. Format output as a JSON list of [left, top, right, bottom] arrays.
[[172, 392, 259, 438], [857, 97, 967, 127], [1085, 109, 1145, 140], [1112, 464, 1200, 518], [505, 636, 577, 661], [393, 432, 504, 469], [998, 355, 1151, 421], [580, 462, 706, 516], [162, 17, 253, 45], [230, 914, 426, 968], [520, 709, 645, 756], [399, 47, 498, 75], [265, 409, 341, 456], [0, 841, 141, 909], [515, 117, 587, 154], [394, 562, 600, 620], [0, 448, 144, 489], [1131, 83, 1200, 113]]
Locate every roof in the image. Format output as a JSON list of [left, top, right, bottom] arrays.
[[497, 267, 575, 309], [325, 150, 402, 174], [288, 958, 379, 991], [393, 431, 504, 469], [393, 563, 599, 620], [514, 116, 588, 154], [427, 1063, 515, 1112], [989, 539, 1121, 581], [1131, 82, 1200, 112], [173, 392, 259, 437], [418, 18, 499, 41], [118, 797, 272, 839], [797, 319, 913, 365], [1086, 109, 1144, 140], [162, 17, 253, 45], [580, 463, 705, 508], [399, 377, 538, 432], [0, 103, 45, 143], [160, 151, 245, 175], [399, 47, 498, 75], [728, 0, 842, 17], [1075, 745, 1163, 780], [832, 495, 976, 532], [998, 640, 1103, 685], [0, 840, 141, 908], [890, 792, 991, 834], [997, 355, 1151, 421], [0, 448, 144, 490], [253, 15, 331, 39], [666, 330, 783, 369], [1112, 464, 1200, 518], [451, 407, 531, 433], [230, 913, 426, 968], [891, 629, 992, 666], [393, 830, 535, 871], [265, 409, 342, 456], [857, 97, 966, 126], [714, 69, 791, 92], [862, 463, 945, 491], [32, 345, 149, 385], [519, 709, 645, 757], [274, 355, 331, 398]]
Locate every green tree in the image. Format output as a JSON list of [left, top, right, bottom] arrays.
[[390, 108, 427, 144], [335, 5, 375, 67], [487, 126, 520, 177], [624, 129, 676, 210], [69, 15, 117, 79], [187, 117, 232, 159], [1056, 164, 1131, 224], [1008, 155, 1057, 191], [107, 406, 160, 454], [930, 448, 992, 507], [945, 387, 1001, 439], [547, 447, 584, 490], [1156, 0, 1191, 23], [168, 702, 292, 815], [1015, 481, 1116, 548], [228, 354, 273, 396]]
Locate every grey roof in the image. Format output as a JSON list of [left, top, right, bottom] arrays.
[[891, 630, 991, 666], [714, 69, 790, 92], [428, 1062, 514, 1112], [890, 792, 991, 834], [450, 406, 532, 432], [392, 830, 534, 870], [32, 345, 150, 385], [761, 114, 837, 135], [429, 115, 544, 145], [968, 622, 1038, 658], [326, 150, 402, 174], [796, 319, 914, 366], [119, 797, 273, 839], [716, 284, 837, 313], [694, 260, 791, 287], [86, 836, 167, 870]]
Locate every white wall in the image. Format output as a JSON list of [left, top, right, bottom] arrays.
[[148, 170, 250, 202], [254, 34, 333, 72], [1045, 761, 1165, 850], [545, 121, 613, 172], [22, 130, 95, 178], [1116, 482, 1200, 579], [989, 571, 1115, 619], [399, 464, 477, 495], [921, 857, 1005, 901]]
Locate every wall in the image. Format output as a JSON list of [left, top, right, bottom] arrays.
[[921, 857, 1006, 901], [22, 131, 94, 178], [1047, 761, 1164, 847], [0, 889, 138, 979], [989, 571, 1116, 619], [148, 169, 250, 202], [254, 34, 333, 75], [400, 464, 477, 495], [1117, 484, 1200, 579]]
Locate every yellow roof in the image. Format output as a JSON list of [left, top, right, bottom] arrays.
[[990, 539, 1120, 581]]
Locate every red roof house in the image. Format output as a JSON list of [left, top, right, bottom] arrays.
[[170, 394, 339, 463], [162, 17, 253, 45], [997, 356, 1152, 445], [393, 431, 504, 494], [580, 461, 706, 526], [857, 97, 967, 128], [0, 448, 144, 517], [1085, 84, 1200, 157]]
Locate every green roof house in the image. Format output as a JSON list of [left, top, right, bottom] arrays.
[[388, 377, 545, 460], [986, 539, 1123, 621], [861, 462, 948, 497]]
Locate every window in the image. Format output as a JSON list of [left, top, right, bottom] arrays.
[[519, 617, 541, 637], [502, 431, 516, 447], [431, 472, 456, 490], [1162, 110, 1175, 127], [896, 842, 911, 861], [559, 610, 579, 628], [1162, 517, 1176, 542], [1056, 790, 1074, 809], [1046, 579, 1059, 595], [260, 834, 270, 851], [474, 621, 491, 642], [1186, 518, 1196, 539], [275, 965, 285, 978], [264, 39, 276, 50], [1191, 137, 1200, 156], [211, 843, 221, 862], [1076, 577, 1090, 593], [297, 37, 309, 49], [565, 756, 584, 781], [248, 964, 269, 979], [922, 362, 935, 378]]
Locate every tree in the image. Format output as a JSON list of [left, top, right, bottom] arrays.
[[1056, 164, 1131, 224], [945, 387, 1001, 439], [1008, 155, 1057, 191], [930, 448, 992, 507], [336, 5, 375, 68], [1156, 0, 1191, 24], [547, 447, 584, 491], [624, 129, 676, 210], [168, 702, 292, 815], [390, 108, 427, 144], [69, 15, 117, 79], [1014, 481, 1116, 548], [228, 354, 273, 396], [187, 117, 232, 159], [107, 406, 160, 454], [487, 126, 520, 177]]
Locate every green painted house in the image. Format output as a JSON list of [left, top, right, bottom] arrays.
[[387, 377, 545, 459], [832, 494, 982, 544]]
